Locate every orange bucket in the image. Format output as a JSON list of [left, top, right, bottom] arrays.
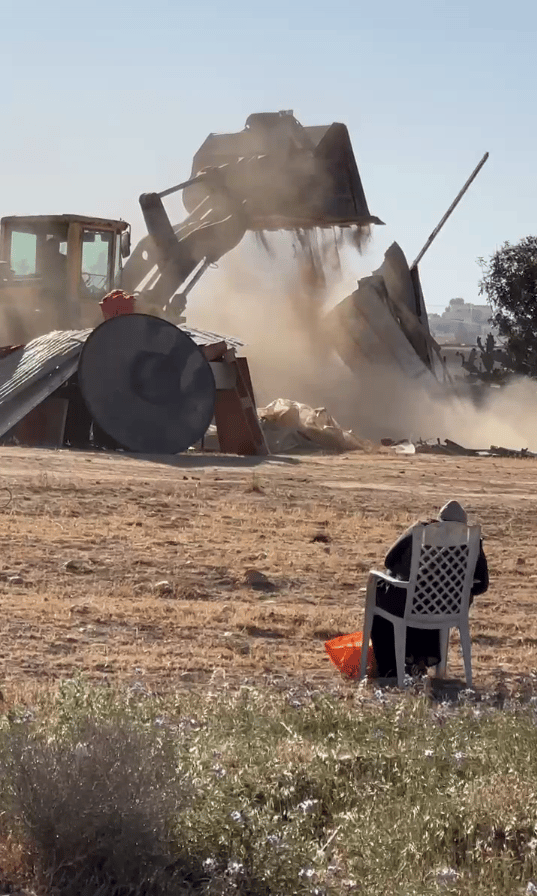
[[325, 631, 376, 679]]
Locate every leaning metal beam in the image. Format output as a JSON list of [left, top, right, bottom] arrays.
[[411, 152, 489, 270]]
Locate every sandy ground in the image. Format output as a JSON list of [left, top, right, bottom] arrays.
[[0, 444, 535, 695]]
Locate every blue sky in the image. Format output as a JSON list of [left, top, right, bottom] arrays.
[[3, 0, 536, 313]]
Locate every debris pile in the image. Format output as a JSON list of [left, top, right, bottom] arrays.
[[258, 398, 377, 453], [382, 437, 536, 459]]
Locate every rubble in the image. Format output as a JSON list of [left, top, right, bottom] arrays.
[[416, 438, 536, 458], [382, 437, 537, 459]]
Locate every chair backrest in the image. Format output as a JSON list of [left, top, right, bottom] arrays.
[[405, 521, 481, 623]]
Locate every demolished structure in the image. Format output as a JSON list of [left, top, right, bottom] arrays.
[[327, 241, 447, 388], [0, 111, 385, 455], [0, 112, 488, 456]]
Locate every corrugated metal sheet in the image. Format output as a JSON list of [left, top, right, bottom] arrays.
[[0, 329, 91, 438], [327, 279, 439, 389], [183, 325, 244, 350]]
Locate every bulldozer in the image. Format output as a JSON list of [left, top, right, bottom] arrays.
[[0, 111, 381, 343], [0, 113, 381, 345], [0, 215, 131, 343]]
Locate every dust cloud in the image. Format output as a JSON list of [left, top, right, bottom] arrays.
[[187, 234, 537, 453], [187, 231, 365, 414], [341, 362, 537, 452]]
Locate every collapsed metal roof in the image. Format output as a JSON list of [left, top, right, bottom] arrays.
[[326, 242, 448, 385], [0, 329, 91, 438], [182, 325, 243, 350]]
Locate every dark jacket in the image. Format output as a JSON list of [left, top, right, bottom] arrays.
[[384, 520, 489, 602]]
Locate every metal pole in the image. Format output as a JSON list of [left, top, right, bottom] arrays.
[[158, 172, 207, 199], [410, 152, 489, 270]]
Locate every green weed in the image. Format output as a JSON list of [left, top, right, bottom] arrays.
[[1, 678, 537, 894]]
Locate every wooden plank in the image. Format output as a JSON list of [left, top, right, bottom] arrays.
[[201, 341, 228, 362]]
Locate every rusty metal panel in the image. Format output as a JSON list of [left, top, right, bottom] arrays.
[[0, 329, 91, 438], [12, 396, 69, 447]]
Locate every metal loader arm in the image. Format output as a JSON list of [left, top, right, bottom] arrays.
[[122, 169, 249, 315]]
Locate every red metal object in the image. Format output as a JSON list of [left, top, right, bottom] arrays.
[[100, 290, 136, 320], [0, 344, 24, 358]]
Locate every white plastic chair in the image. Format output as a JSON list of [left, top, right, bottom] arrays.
[[359, 521, 481, 688]]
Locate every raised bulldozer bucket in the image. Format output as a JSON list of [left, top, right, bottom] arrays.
[[183, 111, 384, 231], [123, 111, 383, 313]]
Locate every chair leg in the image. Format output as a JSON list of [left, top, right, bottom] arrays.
[[459, 623, 473, 688], [359, 580, 376, 681], [437, 627, 450, 678], [393, 621, 407, 688]]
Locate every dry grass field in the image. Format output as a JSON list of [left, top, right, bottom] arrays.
[[0, 444, 536, 696]]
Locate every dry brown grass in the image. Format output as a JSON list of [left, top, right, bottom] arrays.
[[0, 445, 536, 694]]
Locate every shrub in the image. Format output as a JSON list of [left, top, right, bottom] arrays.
[[4, 718, 190, 895]]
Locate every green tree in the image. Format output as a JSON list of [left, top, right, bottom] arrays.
[[479, 236, 537, 376]]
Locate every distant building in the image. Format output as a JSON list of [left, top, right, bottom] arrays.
[[429, 298, 497, 345]]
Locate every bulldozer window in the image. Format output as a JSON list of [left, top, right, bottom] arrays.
[[81, 230, 113, 296], [10, 231, 37, 276]]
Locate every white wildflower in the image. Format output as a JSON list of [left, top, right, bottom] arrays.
[[226, 860, 245, 877], [299, 866, 317, 881], [298, 798, 320, 814], [266, 834, 283, 847], [436, 867, 460, 886]]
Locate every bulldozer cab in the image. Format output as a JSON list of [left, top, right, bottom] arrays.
[[0, 215, 130, 344]]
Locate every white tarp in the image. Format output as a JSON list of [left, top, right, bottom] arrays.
[[257, 398, 374, 453]]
